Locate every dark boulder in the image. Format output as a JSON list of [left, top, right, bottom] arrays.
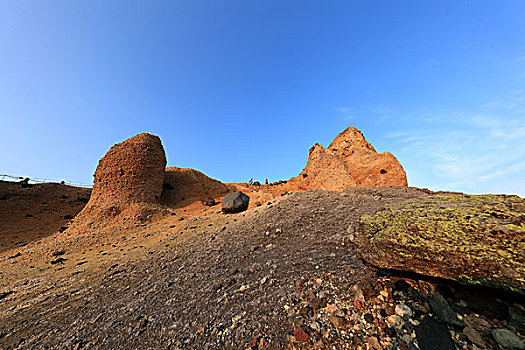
[[415, 316, 455, 350], [222, 191, 250, 213]]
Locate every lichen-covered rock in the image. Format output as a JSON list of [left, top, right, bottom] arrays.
[[354, 193, 525, 293], [288, 127, 407, 191], [68, 133, 167, 232]]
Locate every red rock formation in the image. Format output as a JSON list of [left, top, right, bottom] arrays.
[[68, 133, 167, 232], [291, 143, 357, 191], [288, 127, 407, 191]]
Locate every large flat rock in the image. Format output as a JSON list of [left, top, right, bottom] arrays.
[[354, 193, 525, 293]]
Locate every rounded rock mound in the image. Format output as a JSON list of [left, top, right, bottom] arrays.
[[68, 133, 167, 232], [161, 167, 233, 208]]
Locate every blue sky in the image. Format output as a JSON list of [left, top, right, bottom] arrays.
[[1, 1, 524, 196]]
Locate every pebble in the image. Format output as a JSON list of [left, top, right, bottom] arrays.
[[310, 321, 321, 332], [395, 303, 413, 317], [463, 326, 486, 349], [294, 326, 309, 342], [329, 315, 348, 328]]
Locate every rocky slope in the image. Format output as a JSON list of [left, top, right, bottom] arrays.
[[1, 188, 524, 350]]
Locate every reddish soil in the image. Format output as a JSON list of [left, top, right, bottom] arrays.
[[0, 181, 90, 254]]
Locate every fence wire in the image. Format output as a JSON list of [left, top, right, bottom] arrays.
[[0, 174, 92, 188]]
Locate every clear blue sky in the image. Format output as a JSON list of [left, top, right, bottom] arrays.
[[1, 1, 524, 196]]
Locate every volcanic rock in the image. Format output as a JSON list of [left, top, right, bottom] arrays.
[[222, 191, 250, 213], [354, 193, 525, 292], [288, 127, 407, 191], [68, 133, 167, 231]]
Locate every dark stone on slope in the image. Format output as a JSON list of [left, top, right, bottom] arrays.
[[491, 328, 525, 350], [427, 291, 465, 327], [222, 191, 250, 213], [415, 316, 455, 350], [509, 305, 525, 332], [465, 294, 508, 320]]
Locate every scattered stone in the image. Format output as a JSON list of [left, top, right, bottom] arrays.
[[387, 315, 405, 329], [50, 257, 67, 264], [0, 291, 14, 301], [463, 314, 492, 335], [329, 315, 348, 328], [52, 250, 66, 256], [8, 252, 21, 259], [509, 305, 525, 332], [395, 303, 413, 317], [203, 197, 216, 206]]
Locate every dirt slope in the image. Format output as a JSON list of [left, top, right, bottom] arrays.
[[0, 187, 425, 349], [1, 188, 524, 350], [0, 181, 90, 254]]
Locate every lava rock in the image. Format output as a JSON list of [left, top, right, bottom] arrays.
[[222, 191, 250, 213]]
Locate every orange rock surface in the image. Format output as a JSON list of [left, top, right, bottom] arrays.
[[68, 133, 168, 232], [288, 126, 407, 190]]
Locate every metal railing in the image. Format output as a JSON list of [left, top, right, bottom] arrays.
[[0, 174, 92, 188]]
